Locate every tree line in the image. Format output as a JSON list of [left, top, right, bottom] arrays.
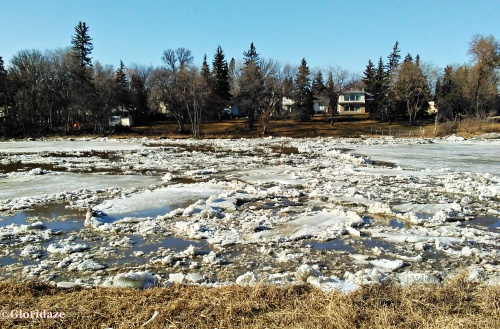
[[363, 38, 500, 125], [0, 22, 498, 137]]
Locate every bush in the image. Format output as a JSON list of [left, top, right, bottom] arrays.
[[435, 120, 458, 136]]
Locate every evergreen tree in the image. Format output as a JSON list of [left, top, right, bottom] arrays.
[[71, 22, 93, 68], [69, 21, 95, 128], [228, 57, 237, 95], [311, 70, 325, 97], [0, 56, 7, 108], [373, 57, 389, 120], [200, 54, 213, 117], [385, 41, 401, 122], [293, 58, 313, 121], [211, 46, 231, 116], [362, 59, 375, 91], [114, 60, 130, 114], [387, 41, 401, 73], [238, 43, 263, 128], [435, 65, 468, 120], [243, 42, 259, 65]]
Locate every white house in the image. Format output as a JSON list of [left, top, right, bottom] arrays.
[[282, 97, 294, 113], [108, 115, 134, 127], [313, 97, 329, 114]]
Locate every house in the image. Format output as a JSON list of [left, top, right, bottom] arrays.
[[427, 101, 437, 115], [282, 90, 372, 116], [313, 97, 329, 114], [223, 105, 239, 117], [108, 115, 133, 127], [282, 97, 294, 113], [337, 90, 371, 115]]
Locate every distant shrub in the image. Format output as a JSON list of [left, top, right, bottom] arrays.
[[435, 121, 458, 136]]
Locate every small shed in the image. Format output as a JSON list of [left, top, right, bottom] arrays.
[[109, 116, 134, 127]]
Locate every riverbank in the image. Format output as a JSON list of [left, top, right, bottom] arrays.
[[0, 274, 499, 328]]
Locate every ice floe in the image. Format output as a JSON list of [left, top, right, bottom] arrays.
[[0, 136, 498, 291]]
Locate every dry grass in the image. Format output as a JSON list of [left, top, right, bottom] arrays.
[[0, 274, 499, 328], [130, 116, 499, 140], [126, 115, 448, 139], [435, 118, 500, 137]]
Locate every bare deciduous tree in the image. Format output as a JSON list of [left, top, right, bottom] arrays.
[[325, 66, 357, 125]]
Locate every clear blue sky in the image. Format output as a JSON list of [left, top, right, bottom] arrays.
[[1, 0, 498, 74]]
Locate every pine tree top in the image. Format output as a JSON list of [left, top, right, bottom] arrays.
[[243, 42, 259, 65], [71, 21, 93, 68]]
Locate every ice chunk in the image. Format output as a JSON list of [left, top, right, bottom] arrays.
[[369, 259, 404, 272], [162, 172, 174, 182], [169, 273, 186, 284], [47, 242, 89, 254], [108, 271, 156, 289], [295, 264, 321, 282], [20, 245, 44, 259], [76, 260, 106, 271], [186, 273, 204, 283], [236, 272, 259, 286], [307, 276, 359, 293], [368, 202, 393, 215]]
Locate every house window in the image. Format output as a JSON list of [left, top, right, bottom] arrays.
[[345, 94, 362, 101], [344, 105, 361, 112]]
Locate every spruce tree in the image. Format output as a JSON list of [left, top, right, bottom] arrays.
[[362, 59, 375, 91], [238, 43, 263, 128], [293, 58, 313, 121], [243, 42, 259, 65], [373, 57, 389, 120], [387, 41, 401, 73], [386, 41, 401, 122], [0, 56, 7, 108], [71, 22, 93, 68], [311, 70, 325, 97], [211, 46, 231, 116], [114, 60, 130, 115], [201, 54, 212, 92], [200, 54, 212, 117], [69, 21, 95, 128]]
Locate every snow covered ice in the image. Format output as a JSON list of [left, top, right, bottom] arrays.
[[0, 136, 499, 291]]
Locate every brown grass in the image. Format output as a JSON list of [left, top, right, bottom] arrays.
[[124, 115, 450, 139], [434, 118, 500, 137], [129, 116, 500, 140], [0, 274, 499, 328]]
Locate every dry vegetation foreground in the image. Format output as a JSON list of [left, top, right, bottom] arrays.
[[0, 275, 499, 329], [128, 115, 500, 139]]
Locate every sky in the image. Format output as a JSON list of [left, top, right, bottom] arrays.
[[1, 0, 499, 74]]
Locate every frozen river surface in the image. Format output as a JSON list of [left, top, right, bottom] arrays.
[[0, 136, 498, 291]]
